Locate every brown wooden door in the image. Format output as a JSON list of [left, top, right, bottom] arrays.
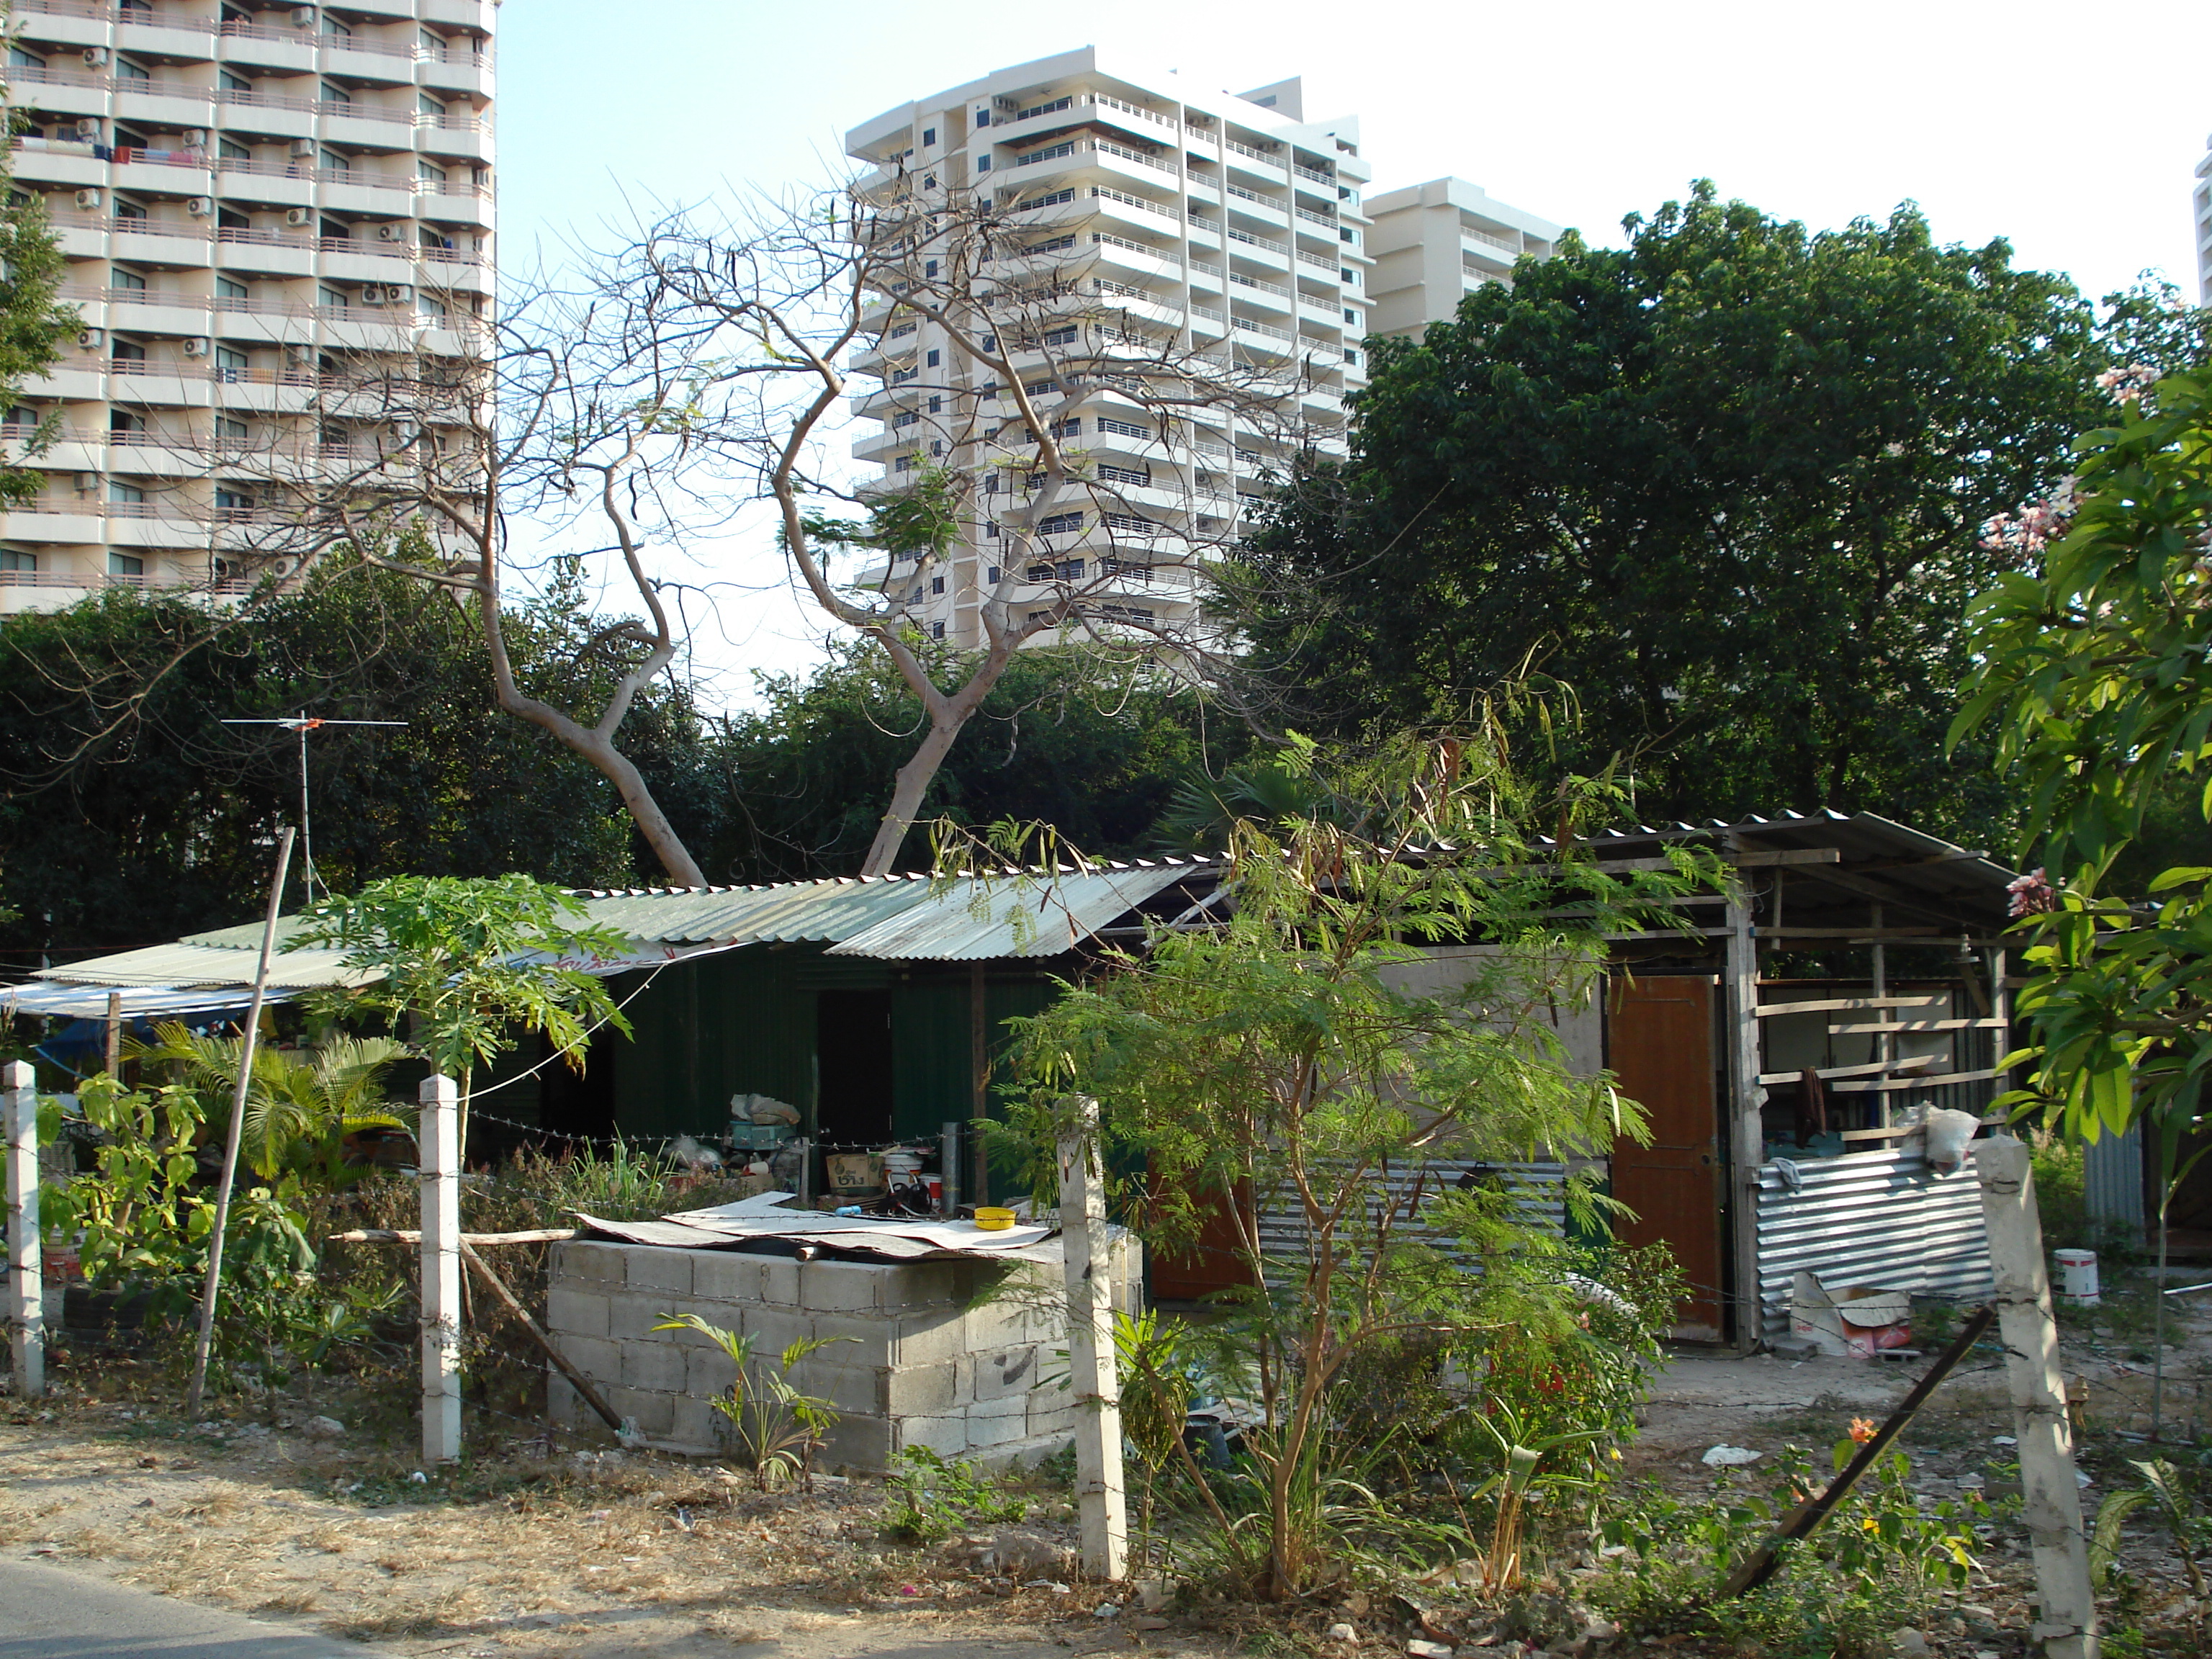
[[1148, 1182, 1259, 1302], [1608, 976, 1725, 1339]]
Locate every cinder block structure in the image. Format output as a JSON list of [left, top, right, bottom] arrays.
[[544, 1235, 1140, 1472]]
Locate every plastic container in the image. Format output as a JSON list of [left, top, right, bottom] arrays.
[[973, 1206, 1017, 1231], [2054, 1248, 2100, 1308]]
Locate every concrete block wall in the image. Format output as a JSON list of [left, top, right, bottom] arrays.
[[544, 1234, 1140, 1473]]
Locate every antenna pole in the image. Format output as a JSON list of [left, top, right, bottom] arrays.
[[297, 716, 315, 903]]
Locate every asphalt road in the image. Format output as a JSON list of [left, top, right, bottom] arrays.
[[0, 1557, 371, 1658]]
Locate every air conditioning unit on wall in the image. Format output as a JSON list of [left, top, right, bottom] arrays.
[[181, 338, 209, 358], [76, 327, 104, 349], [284, 207, 313, 228], [186, 197, 212, 217], [73, 189, 102, 210]]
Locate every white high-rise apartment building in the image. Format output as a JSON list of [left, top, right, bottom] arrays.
[[0, 0, 495, 615], [2195, 131, 2211, 305], [1366, 176, 1561, 342], [843, 50, 1373, 649]]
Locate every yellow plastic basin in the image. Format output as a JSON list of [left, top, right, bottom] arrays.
[[973, 1207, 1017, 1231]]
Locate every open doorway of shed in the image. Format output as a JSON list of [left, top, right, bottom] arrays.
[[817, 988, 894, 1146], [1609, 974, 1727, 1341]]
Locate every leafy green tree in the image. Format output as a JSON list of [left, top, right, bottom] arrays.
[[0, 554, 715, 967], [709, 640, 1249, 879], [1002, 736, 1711, 1600], [1235, 183, 2130, 845], [0, 126, 78, 502], [1952, 369, 2212, 1162], [290, 873, 634, 1156]]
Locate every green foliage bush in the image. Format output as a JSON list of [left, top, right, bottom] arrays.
[[1594, 1443, 1996, 1658]]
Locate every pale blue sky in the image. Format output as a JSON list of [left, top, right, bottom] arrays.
[[493, 0, 2212, 705]]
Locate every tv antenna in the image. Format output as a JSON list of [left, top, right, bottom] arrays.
[[220, 714, 408, 902]]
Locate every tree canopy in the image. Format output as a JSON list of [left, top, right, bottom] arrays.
[[1233, 183, 2172, 846], [0, 556, 715, 971], [706, 642, 1249, 881]]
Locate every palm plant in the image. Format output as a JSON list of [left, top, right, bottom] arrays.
[[131, 1022, 410, 1182]]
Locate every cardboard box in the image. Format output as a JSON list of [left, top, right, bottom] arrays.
[[826, 1153, 886, 1195]]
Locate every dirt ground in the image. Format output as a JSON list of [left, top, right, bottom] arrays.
[[1, 1284, 2208, 1658]]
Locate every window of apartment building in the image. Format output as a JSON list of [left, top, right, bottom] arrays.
[[220, 70, 251, 93], [114, 57, 150, 82], [925, 395, 941, 413], [110, 338, 145, 361], [220, 137, 249, 161], [419, 28, 447, 53], [320, 426, 349, 453], [986, 565, 1001, 583], [215, 487, 253, 511], [321, 83, 351, 106], [9, 48, 44, 70], [108, 551, 145, 576], [929, 439, 943, 456], [924, 260, 938, 279], [1341, 267, 1357, 284], [930, 620, 945, 639], [319, 287, 348, 310], [1344, 348, 1359, 366], [3, 406, 35, 429], [215, 346, 247, 380], [118, 0, 151, 16], [320, 217, 351, 241], [418, 93, 446, 117], [925, 349, 940, 367], [109, 410, 140, 437], [976, 156, 991, 172], [418, 158, 448, 184], [418, 293, 446, 319], [1043, 325, 1077, 347], [1344, 307, 1357, 323], [215, 417, 247, 441], [112, 266, 145, 291], [1036, 511, 1083, 536], [320, 148, 349, 173], [217, 207, 248, 230], [113, 198, 146, 221], [323, 14, 352, 37], [931, 575, 945, 594], [921, 127, 935, 147], [108, 481, 144, 508], [217, 276, 248, 300], [0, 548, 36, 572], [981, 334, 997, 352]]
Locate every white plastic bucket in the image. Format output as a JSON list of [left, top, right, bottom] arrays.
[[2054, 1248, 2100, 1308]]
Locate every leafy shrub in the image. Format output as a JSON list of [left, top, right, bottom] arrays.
[[1593, 1442, 1995, 1658], [882, 1446, 1030, 1543]]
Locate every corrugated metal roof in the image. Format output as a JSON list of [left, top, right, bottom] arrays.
[[0, 982, 270, 1019], [24, 863, 1215, 996], [32, 940, 371, 991], [825, 866, 1188, 960]]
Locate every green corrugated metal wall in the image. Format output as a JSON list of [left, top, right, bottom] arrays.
[[605, 946, 1059, 1148]]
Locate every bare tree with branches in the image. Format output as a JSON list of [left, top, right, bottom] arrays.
[[537, 171, 1336, 876]]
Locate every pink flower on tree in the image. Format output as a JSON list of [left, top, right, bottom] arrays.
[[2095, 364, 2157, 405], [2007, 868, 2057, 917]]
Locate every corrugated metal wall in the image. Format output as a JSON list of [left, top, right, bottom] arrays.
[[606, 948, 1061, 1152], [1754, 1147, 1991, 1337], [608, 948, 887, 1140], [1257, 1159, 1569, 1274], [2082, 1123, 2146, 1231]]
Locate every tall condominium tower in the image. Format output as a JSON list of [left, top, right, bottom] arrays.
[[843, 49, 1372, 650], [1366, 177, 1562, 341], [2196, 131, 2210, 305], [0, 0, 496, 614]]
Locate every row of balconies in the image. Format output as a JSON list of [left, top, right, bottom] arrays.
[[16, 0, 493, 39], [16, 139, 492, 221], [56, 282, 482, 333], [13, 90, 493, 164], [8, 38, 490, 102], [45, 209, 490, 282]]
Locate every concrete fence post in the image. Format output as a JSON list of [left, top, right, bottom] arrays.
[[4, 1060, 42, 1400], [419, 1073, 462, 1465], [1057, 1097, 1126, 1581], [1976, 1135, 2098, 1659]]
